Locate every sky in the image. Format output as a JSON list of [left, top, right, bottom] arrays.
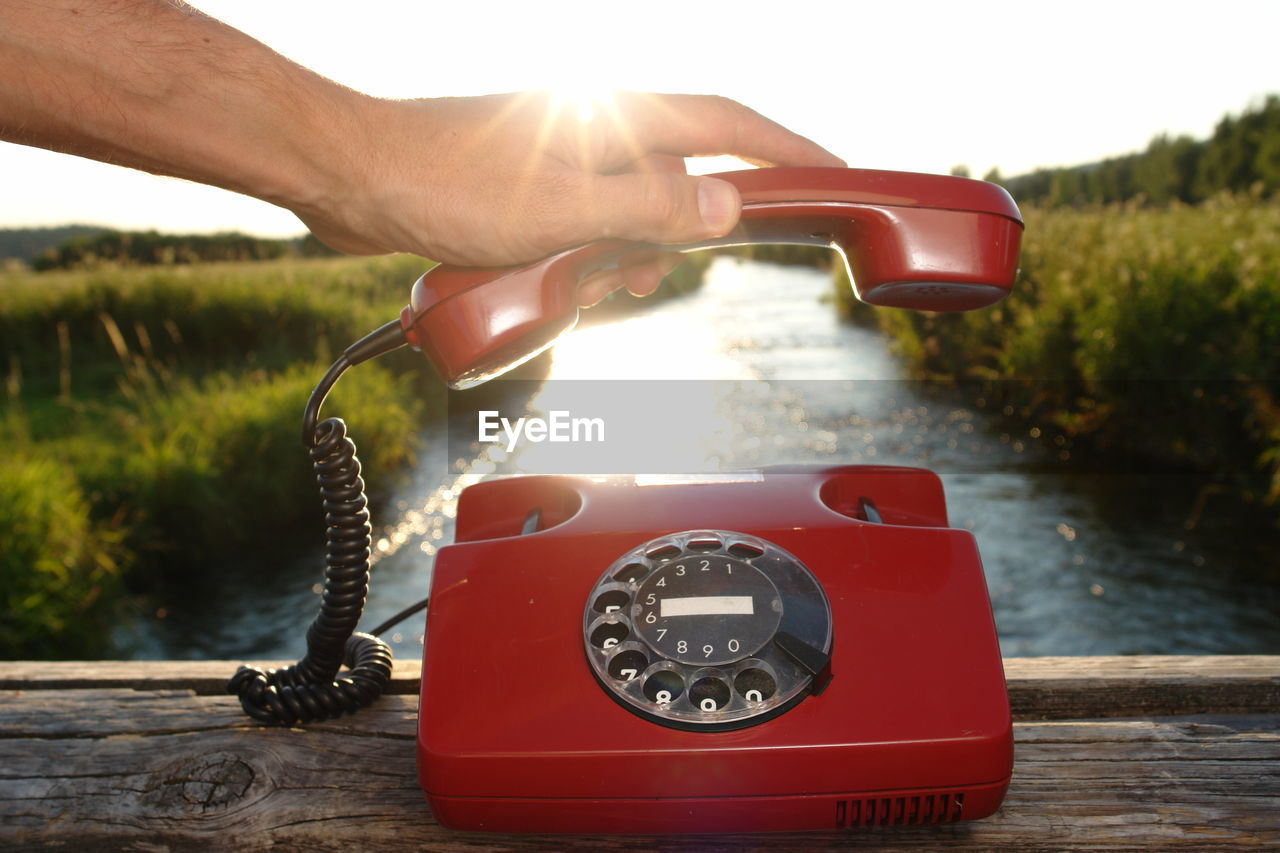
[[3, 0, 1279, 236]]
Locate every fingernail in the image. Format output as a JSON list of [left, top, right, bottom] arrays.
[[697, 179, 740, 235]]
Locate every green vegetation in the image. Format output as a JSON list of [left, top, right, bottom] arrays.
[[0, 254, 438, 657], [28, 228, 336, 271], [997, 95, 1280, 206], [832, 95, 1280, 505], [0, 454, 126, 657], [836, 192, 1280, 502], [2, 255, 422, 391]]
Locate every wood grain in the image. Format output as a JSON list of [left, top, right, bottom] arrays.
[[2, 659, 1278, 850]]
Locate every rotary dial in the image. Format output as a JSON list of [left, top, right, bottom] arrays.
[[583, 530, 832, 731]]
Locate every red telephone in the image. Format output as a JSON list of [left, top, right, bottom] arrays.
[[408, 168, 1020, 832], [418, 467, 1013, 833], [229, 167, 1022, 835], [399, 167, 1023, 387]]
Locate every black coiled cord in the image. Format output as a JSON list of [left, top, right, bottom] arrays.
[[227, 417, 392, 724], [227, 321, 408, 725]]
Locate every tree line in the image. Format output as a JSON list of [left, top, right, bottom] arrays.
[[29, 229, 336, 271], [0, 225, 106, 264], [980, 95, 1280, 206]]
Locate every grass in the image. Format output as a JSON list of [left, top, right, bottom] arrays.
[[0, 254, 438, 657], [0, 255, 424, 395], [0, 452, 127, 658], [835, 191, 1280, 501]]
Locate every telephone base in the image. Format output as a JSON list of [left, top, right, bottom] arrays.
[[417, 466, 1012, 834]]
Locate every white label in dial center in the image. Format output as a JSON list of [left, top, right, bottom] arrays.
[[660, 596, 755, 617]]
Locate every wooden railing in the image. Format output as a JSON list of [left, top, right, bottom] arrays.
[[3, 656, 1277, 849]]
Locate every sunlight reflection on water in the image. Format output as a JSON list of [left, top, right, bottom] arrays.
[[547, 310, 757, 381]]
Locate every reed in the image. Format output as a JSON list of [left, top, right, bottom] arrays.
[[834, 192, 1280, 501], [0, 255, 435, 656]]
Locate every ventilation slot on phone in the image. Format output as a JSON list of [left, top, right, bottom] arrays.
[[834, 791, 964, 827]]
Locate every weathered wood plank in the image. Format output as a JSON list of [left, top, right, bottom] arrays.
[[4, 656, 1278, 719], [1, 688, 1276, 851], [1001, 656, 1280, 719]]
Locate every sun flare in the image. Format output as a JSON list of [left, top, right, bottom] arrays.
[[545, 85, 618, 125]]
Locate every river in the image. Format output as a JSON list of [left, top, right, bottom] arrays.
[[129, 256, 1280, 661]]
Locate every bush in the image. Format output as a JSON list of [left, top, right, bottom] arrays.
[[1, 358, 429, 657], [81, 361, 428, 563], [0, 454, 127, 658]]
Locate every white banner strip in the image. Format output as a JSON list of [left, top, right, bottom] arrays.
[[660, 596, 754, 617]]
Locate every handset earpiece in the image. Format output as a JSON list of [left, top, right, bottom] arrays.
[[399, 167, 1023, 388]]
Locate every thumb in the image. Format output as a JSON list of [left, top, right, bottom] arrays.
[[585, 173, 741, 245]]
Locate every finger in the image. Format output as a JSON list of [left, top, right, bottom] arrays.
[[621, 252, 682, 297], [576, 171, 742, 245], [576, 269, 625, 308], [606, 92, 846, 170], [575, 250, 682, 306], [620, 261, 665, 298]]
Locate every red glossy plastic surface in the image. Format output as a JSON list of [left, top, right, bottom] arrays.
[[401, 167, 1024, 388], [417, 466, 1013, 834]]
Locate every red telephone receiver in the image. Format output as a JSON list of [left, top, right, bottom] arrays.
[[399, 167, 1023, 387]]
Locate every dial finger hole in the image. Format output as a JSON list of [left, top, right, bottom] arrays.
[[646, 543, 681, 560], [613, 562, 649, 584], [589, 620, 629, 650], [642, 669, 684, 704], [592, 589, 630, 614], [607, 648, 649, 682], [689, 676, 732, 712], [734, 667, 777, 703]]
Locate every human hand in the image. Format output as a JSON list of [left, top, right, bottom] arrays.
[[293, 91, 845, 305], [0, 2, 842, 305]]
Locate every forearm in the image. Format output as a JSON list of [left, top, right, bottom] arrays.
[[0, 0, 365, 215]]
